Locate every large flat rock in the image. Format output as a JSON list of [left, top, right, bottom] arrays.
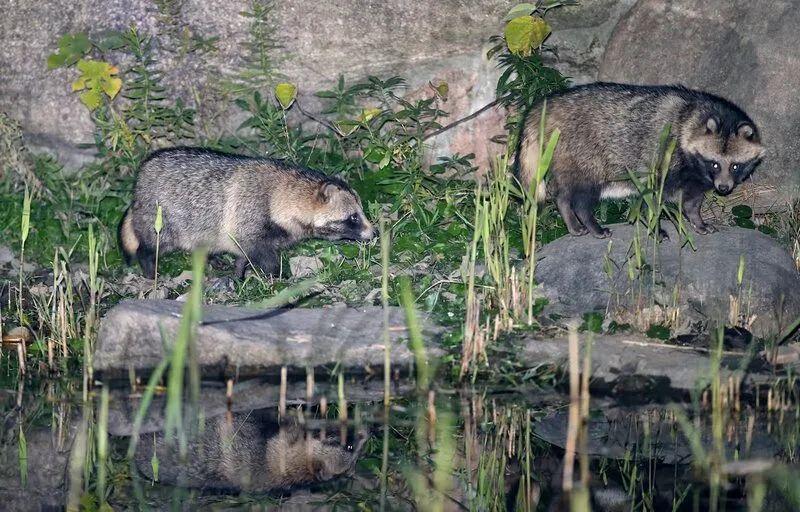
[[93, 300, 443, 378], [519, 333, 772, 395], [536, 224, 800, 338]]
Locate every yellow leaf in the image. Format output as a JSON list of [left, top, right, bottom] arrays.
[[102, 77, 122, 98], [79, 89, 103, 110], [274, 82, 297, 109], [358, 108, 381, 123], [505, 15, 551, 56]]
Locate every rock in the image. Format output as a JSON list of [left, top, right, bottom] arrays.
[[536, 223, 800, 338], [764, 343, 800, 368], [599, 0, 800, 204], [534, 399, 783, 464], [289, 255, 323, 278], [0, 245, 13, 266], [543, 0, 636, 84], [2, 326, 33, 345], [518, 332, 773, 394], [93, 299, 443, 378]]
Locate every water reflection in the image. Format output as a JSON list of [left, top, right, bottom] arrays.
[[0, 377, 798, 510], [133, 410, 368, 492]]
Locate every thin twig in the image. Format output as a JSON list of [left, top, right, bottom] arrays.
[[422, 98, 502, 141], [295, 99, 340, 134], [295, 96, 503, 142]]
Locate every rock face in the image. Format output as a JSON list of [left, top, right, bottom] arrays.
[[599, 0, 800, 203], [536, 224, 800, 338], [93, 300, 443, 377], [543, 0, 637, 84], [0, 1, 638, 169], [0, 0, 510, 168]]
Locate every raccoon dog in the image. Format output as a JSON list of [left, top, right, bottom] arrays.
[[119, 147, 376, 278], [517, 83, 765, 238]]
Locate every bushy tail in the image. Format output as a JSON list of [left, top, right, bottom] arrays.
[[117, 208, 139, 265], [516, 127, 547, 203]]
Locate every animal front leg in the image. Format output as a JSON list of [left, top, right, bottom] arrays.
[[136, 244, 157, 279], [251, 246, 281, 277], [682, 189, 716, 235]]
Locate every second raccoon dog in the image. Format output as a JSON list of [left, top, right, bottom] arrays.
[[119, 147, 376, 278], [517, 83, 765, 238]]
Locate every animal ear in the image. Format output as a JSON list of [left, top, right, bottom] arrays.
[[317, 182, 339, 203], [737, 123, 755, 140], [704, 116, 719, 134]]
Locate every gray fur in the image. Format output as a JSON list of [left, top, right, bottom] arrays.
[[119, 147, 375, 278], [517, 83, 765, 238], [135, 412, 368, 492]]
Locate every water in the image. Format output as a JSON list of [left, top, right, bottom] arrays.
[[1, 372, 799, 511]]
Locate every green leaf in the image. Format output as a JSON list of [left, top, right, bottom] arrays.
[[47, 33, 91, 69], [71, 59, 122, 110], [505, 3, 538, 20], [731, 204, 753, 219], [274, 82, 297, 109], [734, 217, 756, 229], [150, 441, 160, 481], [646, 323, 671, 340], [154, 204, 163, 234], [504, 15, 551, 56], [18, 426, 27, 488], [757, 225, 777, 236], [581, 311, 604, 333]]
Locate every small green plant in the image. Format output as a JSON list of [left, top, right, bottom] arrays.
[[17, 186, 31, 325], [153, 203, 164, 291]]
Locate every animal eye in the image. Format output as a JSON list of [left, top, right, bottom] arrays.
[[731, 163, 739, 172], [347, 213, 360, 225], [711, 162, 720, 170]]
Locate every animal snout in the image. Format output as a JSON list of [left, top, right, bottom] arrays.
[[360, 223, 378, 241], [715, 182, 733, 195]]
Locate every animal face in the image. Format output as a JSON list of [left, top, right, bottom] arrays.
[[313, 182, 376, 242], [684, 115, 765, 195]]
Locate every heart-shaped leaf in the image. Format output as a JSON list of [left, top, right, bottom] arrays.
[[731, 204, 753, 219], [274, 82, 297, 109], [505, 15, 551, 56]]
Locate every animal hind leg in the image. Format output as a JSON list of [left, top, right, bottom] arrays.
[[572, 188, 611, 238], [556, 192, 588, 236]]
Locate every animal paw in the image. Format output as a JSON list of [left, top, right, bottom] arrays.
[[569, 226, 589, 236], [592, 228, 612, 239], [657, 228, 669, 241], [694, 223, 717, 235]]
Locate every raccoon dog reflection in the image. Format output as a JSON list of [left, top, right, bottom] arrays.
[[517, 83, 765, 238], [119, 147, 376, 278]]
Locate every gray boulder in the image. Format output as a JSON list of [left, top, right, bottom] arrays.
[[599, 0, 800, 204], [93, 299, 443, 378], [519, 332, 773, 394], [536, 223, 800, 338]]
